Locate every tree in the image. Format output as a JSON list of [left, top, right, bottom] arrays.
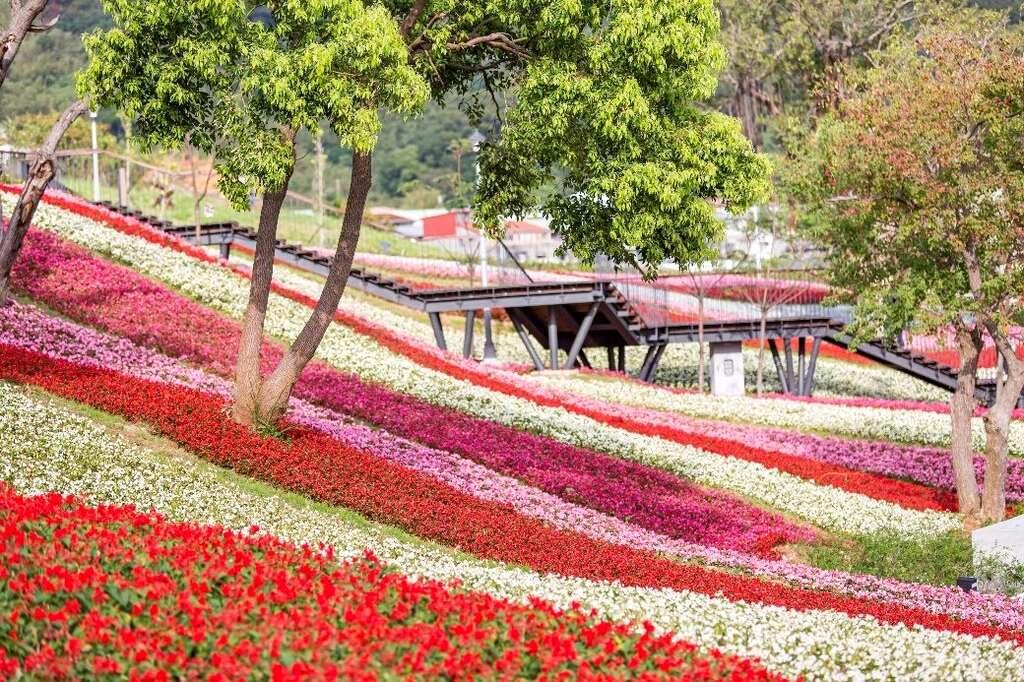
[[0, 0, 60, 89], [0, 100, 89, 304], [466, 1, 771, 278], [2, 109, 115, 149], [791, 11, 1024, 526], [778, 0, 950, 112], [80, 0, 427, 427], [716, 0, 786, 149], [84, 0, 770, 427]]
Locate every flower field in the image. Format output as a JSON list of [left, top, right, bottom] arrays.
[[1, 189, 1024, 680]]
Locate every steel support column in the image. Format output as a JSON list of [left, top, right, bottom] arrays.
[[640, 344, 667, 382], [617, 345, 626, 372], [577, 349, 592, 369], [219, 241, 231, 261], [509, 310, 545, 371], [428, 313, 447, 351], [563, 302, 600, 369], [548, 306, 559, 369], [804, 336, 822, 396], [462, 310, 476, 358], [797, 336, 806, 396], [782, 337, 796, 394], [768, 338, 789, 394], [606, 346, 616, 370]]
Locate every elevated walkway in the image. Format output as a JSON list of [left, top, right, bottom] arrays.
[[94, 203, 1022, 405]]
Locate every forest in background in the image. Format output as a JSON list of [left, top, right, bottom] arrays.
[[2, 0, 1020, 209]]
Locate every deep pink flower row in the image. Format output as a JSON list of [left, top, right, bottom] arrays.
[[11, 229, 812, 555], [5, 299, 1024, 632], [22, 193, 999, 507], [521, 374, 1024, 503]]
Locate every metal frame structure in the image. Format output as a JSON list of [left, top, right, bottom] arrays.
[[94, 204, 1024, 406]]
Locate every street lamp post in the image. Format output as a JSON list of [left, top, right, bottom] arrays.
[[90, 110, 101, 202], [469, 129, 498, 361]]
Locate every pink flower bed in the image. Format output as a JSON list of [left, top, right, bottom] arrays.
[[10, 230, 813, 556], [16, 198, 994, 510], [5, 300, 1024, 633]]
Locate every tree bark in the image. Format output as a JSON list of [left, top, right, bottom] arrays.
[[230, 158, 295, 426], [756, 309, 767, 396], [252, 151, 372, 424], [0, 0, 55, 91], [0, 100, 88, 305], [980, 334, 1024, 524], [734, 73, 763, 150], [950, 323, 983, 527], [696, 290, 706, 393]]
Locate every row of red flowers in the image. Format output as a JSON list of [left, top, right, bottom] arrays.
[[0, 344, 1021, 644], [10, 202, 959, 515], [0, 484, 786, 681], [11, 229, 814, 555]]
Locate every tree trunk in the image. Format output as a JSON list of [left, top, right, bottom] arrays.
[[0, 100, 88, 305], [734, 73, 763, 150], [0, 0, 54, 91], [696, 291, 705, 393], [756, 309, 767, 396], [950, 324, 983, 528], [230, 164, 295, 426], [980, 344, 1024, 524], [252, 151, 373, 424]]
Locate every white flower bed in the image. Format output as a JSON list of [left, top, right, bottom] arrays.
[[25, 200, 963, 537], [2, 383, 1021, 682], [533, 371, 1024, 455]]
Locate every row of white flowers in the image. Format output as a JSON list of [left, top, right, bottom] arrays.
[[27, 200, 961, 536], [533, 372, 1024, 456], [1, 383, 1020, 682]]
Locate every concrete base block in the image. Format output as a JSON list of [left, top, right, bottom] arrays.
[[710, 341, 745, 397], [973, 515, 1024, 595]]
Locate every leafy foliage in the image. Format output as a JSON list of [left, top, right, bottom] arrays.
[[397, 0, 773, 275], [788, 10, 1024, 342], [77, 0, 428, 207]]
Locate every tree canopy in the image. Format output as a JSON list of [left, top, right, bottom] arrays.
[[789, 11, 1024, 523], [77, 0, 428, 206]]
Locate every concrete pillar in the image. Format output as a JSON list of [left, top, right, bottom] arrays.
[[972, 515, 1024, 594], [710, 341, 745, 397]]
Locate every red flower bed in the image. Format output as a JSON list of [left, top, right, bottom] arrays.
[[10, 230, 814, 554], [0, 485, 787, 681], [1, 345, 1022, 645], [12, 192, 968, 514]]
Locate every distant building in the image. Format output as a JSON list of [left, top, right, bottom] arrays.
[[367, 207, 564, 263]]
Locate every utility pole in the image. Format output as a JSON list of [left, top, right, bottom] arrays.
[[314, 128, 326, 248], [89, 110, 100, 201], [470, 129, 497, 361]]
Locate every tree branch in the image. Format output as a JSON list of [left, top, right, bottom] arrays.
[[399, 0, 428, 39], [447, 32, 530, 59]]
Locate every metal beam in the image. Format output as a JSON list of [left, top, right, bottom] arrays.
[[797, 336, 806, 396], [577, 349, 592, 369], [804, 336, 822, 396], [548, 306, 559, 369], [428, 313, 446, 351], [606, 346, 616, 370], [219, 241, 231, 260], [509, 309, 545, 371], [617, 345, 626, 372], [462, 310, 476, 359], [639, 345, 659, 381], [563, 302, 600, 369], [783, 337, 795, 395], [640, 344, 667, 382], [768, 338, 789, 394]]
